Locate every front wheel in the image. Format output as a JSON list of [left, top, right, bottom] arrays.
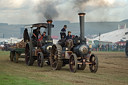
[[37, 53, 44, 67], [50, 44, 63, 70], [69, 53, 78, 73], [89, 54, 98, 73], [13, 52, 19, 63]]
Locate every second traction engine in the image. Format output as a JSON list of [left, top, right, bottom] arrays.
[[73, 13, 90, 56], [50, 13, 98, 73]]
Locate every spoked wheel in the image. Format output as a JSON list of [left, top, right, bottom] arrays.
[[37, 52, 44, 67], [89, 54, 98, 73], [69, 53, 78, 73], [25, 44, 34, 66], [78, 64, 86, 70], [50, 44, 63, 70], [13, 52, 19, 63], [10, 51, 14, 61]]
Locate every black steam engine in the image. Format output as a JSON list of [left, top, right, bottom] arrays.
[[50, 13, 98, 73], [25, 20, 54, 67]]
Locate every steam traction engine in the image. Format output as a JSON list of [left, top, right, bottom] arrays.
[[25, 20, 54, 67], [50, 13, 98, 72]]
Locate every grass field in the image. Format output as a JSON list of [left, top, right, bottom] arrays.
[[0, 51, 128, 85]]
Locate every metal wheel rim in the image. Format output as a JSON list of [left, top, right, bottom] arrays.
[[89, 54, 98, 73], [91, 57, 96, 70], [25, 46, 30, 64], [51, 46, 58, 68], [50, 44, 63, 70], [69, 54, 77, 73], [13, 52, 18, 63], [37, 53, 44, 67]]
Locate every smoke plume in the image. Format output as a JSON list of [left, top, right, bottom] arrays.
[[35, 0, 59, 21], [71, 0, 121, 21], [35, 0, 127, 22]]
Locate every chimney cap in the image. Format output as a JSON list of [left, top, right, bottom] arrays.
[[47, 20, 53, 23], [78, 13, 86, 16]]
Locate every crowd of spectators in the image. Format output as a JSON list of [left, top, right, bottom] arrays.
[[91, 43, 125, 52]]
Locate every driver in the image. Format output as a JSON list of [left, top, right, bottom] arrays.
[[38, 31, 47, 41], [65, 31, 74, 50], [66, 31, 72, 40], [32, 27, 41, 47], [32, 27, 41, 40], [42, 31, 47, 40]]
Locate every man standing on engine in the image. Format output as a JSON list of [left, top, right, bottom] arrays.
[[60, 25, 67, 39]]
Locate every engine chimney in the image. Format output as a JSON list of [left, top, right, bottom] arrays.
[[47, 20, 52, 39], [78, 13, 86, 43]]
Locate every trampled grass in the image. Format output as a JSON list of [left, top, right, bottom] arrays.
[[0, 72, 50, 85], [0, 51, 128, 85]]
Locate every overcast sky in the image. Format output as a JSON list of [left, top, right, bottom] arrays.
[[0, 0, 128, 24]]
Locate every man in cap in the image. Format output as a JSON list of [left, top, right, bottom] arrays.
[[65, 31, 74, 50], [60, 25, 67, 39]]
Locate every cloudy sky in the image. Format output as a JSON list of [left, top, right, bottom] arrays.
[[0, 0, 128, 24]]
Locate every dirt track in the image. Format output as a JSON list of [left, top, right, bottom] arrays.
[[0, 51, 128, 85]]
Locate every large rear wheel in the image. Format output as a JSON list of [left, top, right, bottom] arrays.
[[89, 54, 98, 73], [50, 44, 63, 70], [25, 44, 34, 66], [69, 53, 78, 73]]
